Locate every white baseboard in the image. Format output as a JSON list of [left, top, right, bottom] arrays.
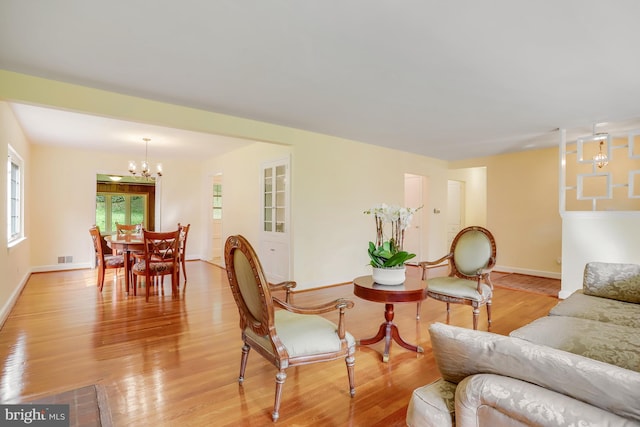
[[0, 269, 31, 329], [493, 265, 561, 280], [558, 290, 574, 299], [30, 262, 92, 273]]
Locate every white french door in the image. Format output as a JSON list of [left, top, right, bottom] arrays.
[[260, 157, 291, 282]]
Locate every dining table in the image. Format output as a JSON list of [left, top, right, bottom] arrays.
[[105, 234, 145, 295]]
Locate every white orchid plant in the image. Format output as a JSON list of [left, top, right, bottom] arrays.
[[364, 203, 422, 268]]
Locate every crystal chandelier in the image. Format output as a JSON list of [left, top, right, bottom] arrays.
[[591, 124, 609, 169], [128, 138, 163, 178], [593, 140, 608, 168]]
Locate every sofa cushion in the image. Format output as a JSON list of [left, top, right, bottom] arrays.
[[429, 322, 640, 422], [549, 290, 640, 328], [583, 262, 640, 303], [455, 374, 640, 427], [406, 378, 456, 427], [510, 316, 640, 372]]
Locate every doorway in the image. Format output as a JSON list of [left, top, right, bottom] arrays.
[[447, 180, 464, 247], [404, 173, 427, 263], [95, 174, 156, 233], [210, 174, 224, 267]]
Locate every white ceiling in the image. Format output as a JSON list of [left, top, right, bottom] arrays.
[[7, 103, 251, 159], [2, 1, 640, 161]]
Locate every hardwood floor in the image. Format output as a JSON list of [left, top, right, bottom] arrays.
[[0, 262, 558, 426]]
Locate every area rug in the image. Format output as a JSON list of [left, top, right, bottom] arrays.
[[492, 272, 560, 297], [27, 384, 112, 427]]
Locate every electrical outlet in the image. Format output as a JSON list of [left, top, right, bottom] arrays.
[[65, 256, 73, 263], [57, 256, 65, 264]]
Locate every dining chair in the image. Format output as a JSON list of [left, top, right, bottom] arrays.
[[116, 223, 142, 236], [224, 235, 356, 421], [418, 226, 497, 330], [132, 229, 181, 301], [89, 225, 125, 291], [176, 223, 190, 286], [116, 223, 143, 282]]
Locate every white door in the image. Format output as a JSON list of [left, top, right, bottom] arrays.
[[447, 180, 464, 247], [260, 158, 291, 283], [404, 173, 426, 264]]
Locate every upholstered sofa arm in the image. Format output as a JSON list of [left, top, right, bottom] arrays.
[[406, 378, 456, 427], [583, 262, 640, 303], [455, 374, 639, 427], [429, 323, 640, 423]]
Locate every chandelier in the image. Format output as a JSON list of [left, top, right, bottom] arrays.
[[128, 138, 163, 178], [591, 124, 609, 169]]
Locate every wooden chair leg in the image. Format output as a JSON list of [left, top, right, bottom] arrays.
[[98, 267, 105, 292], [472, 307, 479, 330], [272, 370, 287, 422], [416, 301, 422, 320], [239, 344, 250, 383], [346, 354, 355, 397], [486, 300, 492, 325]]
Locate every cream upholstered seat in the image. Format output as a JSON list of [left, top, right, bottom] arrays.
[[224, 235, 356, 422], [419, 226, 496, 330]]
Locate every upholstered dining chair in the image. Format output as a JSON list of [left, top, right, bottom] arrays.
[[132, 229, 180, 301], [89, 225, 125, 291], [224, 235, 356, 422], [176, 223, 190, 286], [419, 226, 497, 330]]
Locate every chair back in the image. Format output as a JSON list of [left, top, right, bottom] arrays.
[[142, 229, 180, 265], [177, 223, 190, 257], [89, 225, 105, 264], [224, 235, 274, 336], [451, 226, 496, 279], [116, 223, 142, 236]]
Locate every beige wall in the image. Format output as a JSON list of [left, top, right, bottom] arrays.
[[290, 137, 449, 288], [0, 102, 31, 324], [28, 144, 203, 270], [448, 166, 487, 228], [0, 71, 453, 302], [452, 147, 562, 278], [203, 128, 450, 290]]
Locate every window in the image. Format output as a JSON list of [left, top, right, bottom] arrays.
[[7, 145, 24, 246], [96, 192, 148, 234], [212, 183, 222, 220]]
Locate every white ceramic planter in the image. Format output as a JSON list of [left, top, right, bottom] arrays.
[[372, 266, 406, 285]]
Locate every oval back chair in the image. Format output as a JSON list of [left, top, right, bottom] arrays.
[[419, 226, 497, 330], [224, 235, 356, 422]]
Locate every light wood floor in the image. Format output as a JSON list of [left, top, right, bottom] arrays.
[[0, 262, 558, 426]]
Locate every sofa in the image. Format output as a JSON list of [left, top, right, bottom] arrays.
[[406, 262, 640, 426]]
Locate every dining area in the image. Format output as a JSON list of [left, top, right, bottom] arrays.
[[90, 223, 190, 301]]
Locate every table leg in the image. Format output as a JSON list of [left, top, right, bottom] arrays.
[[357, 303, 424, 362]]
